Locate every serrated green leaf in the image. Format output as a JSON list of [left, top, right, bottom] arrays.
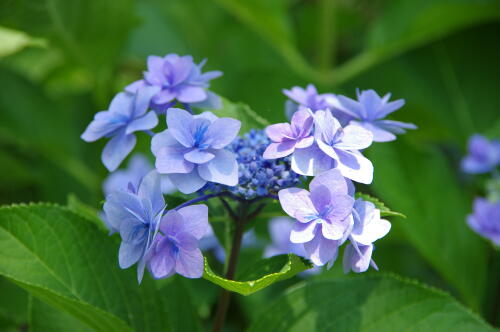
[[355, 193, 406, 218], [0, 203, 171, 332], [248, 275, 498, 332], [217, 97, 270, 133], [203, 254, 312, 296]]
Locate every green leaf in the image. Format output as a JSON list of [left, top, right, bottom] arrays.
[[217, 97, 270, 133], [248, 275, 498, 332], [0, 26, 46, 58], [0, 203, 171, 332], [203, 254, 312, 296], [29, 295, 94, 332], [0, 277, 28, 330], [355, 193, 406, 218], [66, 194, 105, 231]]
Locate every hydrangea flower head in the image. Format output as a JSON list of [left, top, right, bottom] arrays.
[[152, 108, 240, 194], [337, 89, 416, 142], [263, 109, 314, 159], [81, 86, 160, 171], [461, 134, 500, 174], [467, 197, 500, 246], [203, 130, 303, 199], [278, 169, 354, 266], [126, 54, 222, 110], [291, 109, 374, 184], [103, 171, 166, 282], [343, 199, 391, 273], [148, 205, 209, 279]]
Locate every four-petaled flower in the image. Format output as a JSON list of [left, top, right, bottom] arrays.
[[461, 134, 500, 174], [148, 205, 209, 279], [291, 109, 374, 184], [263, 109, 314, 159], [337, 89, 416, 142], [81, 86, 160, 171], [343, 199, 391, 273], [126, 54, 222, 110], [103, 171, 166, 282], [467, 197, 500, 246], [152, 108, 241, 194], [278, 169, 354, 266]]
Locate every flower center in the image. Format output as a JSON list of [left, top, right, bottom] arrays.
[[193, 122, 210, 149]]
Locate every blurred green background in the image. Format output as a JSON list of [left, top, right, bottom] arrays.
[[0, 0, 500, 329]]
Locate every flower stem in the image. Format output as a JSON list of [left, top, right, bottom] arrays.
[[172, 191, 243, 212], [316, 0, 336, 70], [212, 202, 248, 332]]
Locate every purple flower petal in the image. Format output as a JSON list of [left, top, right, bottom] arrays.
[[303, 234, 339, 266], [177, 204, 209, 240], [167, 108, 195, 147], [263, 141, 296, 159], [295, 136, 314, 149], [151, 129, 183, 155], [334, 124, 373, 150], [290, 221, 317, 243], [335, 149, 373, 184], [375, 99, 405, 119], [137, 171, 164, 216], [168, 171, 207, 194], [309, 168, 349, 195], [125, 80, 146, 93], [175, 248, 204, 278], [119, 241, 144, 269], [184, 149, 215, 164], [265, 123, 293, 142], [155, 146, 194, 174], [125, 112, 158, 135], [81, 111, 125, 142], [278, 188, 317, 222], [132, 86, 161, 118], [205, 117, 241, 149], [102, 131, 136, 171], [177, 86, 207, 103], [108, 92, 134, 117], [353, 121, 396, 142], [197, 150, 238, 186], [149, 246, 175, 279], [343, 243, 373, 273], [291, 144, 334, 176]]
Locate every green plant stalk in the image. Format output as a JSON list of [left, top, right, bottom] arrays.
[[316, 0, 336, 70]]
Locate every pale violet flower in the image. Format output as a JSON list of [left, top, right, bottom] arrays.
[[126, 54, 222, 110], [81, 86, 160, 171], [467, 197, 500, 246], [291, 109, 374, 184], [343, 199, 391, 273], [263, 109, 314, 159], [152, 108, 240, 194], [336, 89, 416, 142], [462, 134, 500, 174], [278, 169, 354, 266], [103, 171, 166, 282], [103, 154, 176, 197], [148, 205, 209, 279]]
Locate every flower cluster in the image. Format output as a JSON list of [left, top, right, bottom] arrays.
[[462, 134, 500, 246], [82, 56, 414, 283]]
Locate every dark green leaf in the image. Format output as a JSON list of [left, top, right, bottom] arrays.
[[0, 203, 171, 332], [217, 97, 270, 133], [203, 254, 312, 296], [355, 193, 406, 218], [248, 275, 498, 332]]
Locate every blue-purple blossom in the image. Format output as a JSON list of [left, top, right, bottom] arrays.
[[103, 171, 166, 282], [263, 109, 314, 159], [336, 89, 416, 142], [462, 134, 500, 174], [291, 109, 374, 184], [343, 199, 391, 273], [283, 84, 348, 123], [103, 154, 176, 197], [126, 54, 222, 110], [147, 205, 209, 279], [278, 169, 354, 266], [151, 108, 241, 194], [81, 86, 160, 171], [202, 130, 303, 199], [467, 197, 500, 246]]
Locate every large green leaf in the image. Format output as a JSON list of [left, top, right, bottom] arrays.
[[217, 97, 270, 133], [248, 275, 497, 332], [0, 203, 171, 332], [203, 254, 312, 296], [355, 193, 406, 218]]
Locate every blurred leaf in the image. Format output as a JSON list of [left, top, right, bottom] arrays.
[[0, 26, 46, 58], [203, 254, 312, 295], [0, 203, 172, 332], [217, 97, 270, 133], [66, 194, 106, 232], [29, 296, 94, 332], [248, 275, 497, 332], [0, 277, 27, 331], [369, 143, 488, 309], [355, 193, 406, 218]]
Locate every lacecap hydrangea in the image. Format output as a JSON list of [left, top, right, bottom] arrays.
[[81, 56, 415, 283]]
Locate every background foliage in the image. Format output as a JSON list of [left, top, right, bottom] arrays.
[[0, 0, 499, 331]]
